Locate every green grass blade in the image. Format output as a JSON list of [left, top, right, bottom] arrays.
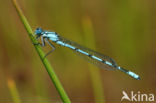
[[11, 0, 71, 102], [7, 78, 21, 103], [82, 16, 106, 103]]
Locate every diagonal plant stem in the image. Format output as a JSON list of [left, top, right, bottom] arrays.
[[11, 0, 71, 102]]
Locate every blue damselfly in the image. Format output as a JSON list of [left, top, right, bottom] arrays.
[[35, 28, 140, 80]]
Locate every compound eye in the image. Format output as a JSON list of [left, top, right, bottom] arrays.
[[35, 27, 43, 35]]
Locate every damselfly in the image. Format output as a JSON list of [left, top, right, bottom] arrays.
[[35, 27, 140, 80]]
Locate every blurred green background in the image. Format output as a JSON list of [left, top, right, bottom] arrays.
[[0, 0, 156, 103]]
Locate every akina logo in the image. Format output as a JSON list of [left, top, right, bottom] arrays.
[[121, 91, 154, 102]]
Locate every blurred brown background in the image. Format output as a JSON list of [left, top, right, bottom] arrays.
[[0, 0, 156, 103]]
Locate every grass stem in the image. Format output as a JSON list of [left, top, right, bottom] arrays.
[[12, 0, 71, 102], [82, 16, 106, 103], [7, 78, 21, 103]]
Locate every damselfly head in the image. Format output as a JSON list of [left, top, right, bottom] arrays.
[[35, 27, 43, 35]]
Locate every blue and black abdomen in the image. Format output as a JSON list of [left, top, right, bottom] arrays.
[[55, 36, 118, 70]]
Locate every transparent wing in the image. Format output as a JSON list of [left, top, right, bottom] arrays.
[[59, 37, 118, 70]]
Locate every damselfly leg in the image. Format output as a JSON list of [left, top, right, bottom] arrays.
[[34, 35, 56, 58], [44, 38, 55, 58]]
